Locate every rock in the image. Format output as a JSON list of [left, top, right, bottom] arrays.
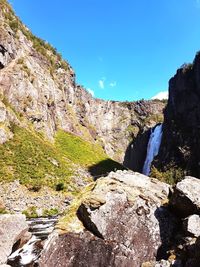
[[183, 214, 200, 237], [0, 198, 5, 210], [184, 236, 200, 267], [40, 171, 177, 267], [0, 181, 69, 214], [0, 214, 29, 264], [142, 262, 155, 267], [155, 260, 170, 267], [170, 176, 200, 217], [155, 52, 200, 179]]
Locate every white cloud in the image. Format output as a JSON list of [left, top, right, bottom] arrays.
[[151, 91, 168, 100], [87, 88, 95, 97], [109, 81, 117, 87], [98, 79, 105, 89]]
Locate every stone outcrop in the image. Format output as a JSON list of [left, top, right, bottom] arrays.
[[170, 176, 200, 217], [183, 215, 200, 237], [0, 214, 29, 265], [39, 170, 177, 267], [155, 52, 200, 179], [38, 174, 200, 267], [167, 177, 200, 267]]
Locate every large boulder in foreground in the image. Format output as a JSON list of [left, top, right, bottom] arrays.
[[170, 176, 200, 217], [0, 214, 28, 265], [40, 170, 177, 267]]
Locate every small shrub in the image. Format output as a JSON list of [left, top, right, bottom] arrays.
[[0, 208, 8, 214], [22, 206, 38, 218], [8, 20, 19, 33], [56, 182, 65, 191], [151, 166, 184, 185], [17, 58, 24, 65], [42, 208, 59, 217], [28, 184, 42, 192]]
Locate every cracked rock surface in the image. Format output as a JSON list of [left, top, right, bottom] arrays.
[[39, 171, 177, 267]]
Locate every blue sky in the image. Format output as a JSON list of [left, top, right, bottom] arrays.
[[8, 0, 200, 101]]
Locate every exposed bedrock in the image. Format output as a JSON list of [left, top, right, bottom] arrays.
[[39, 171, 177, 267], [155, 52, 200, 178]]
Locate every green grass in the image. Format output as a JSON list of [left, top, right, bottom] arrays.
[[22, 206, 38, 218], [42, 208, 59, 217], [0, 126, 123, 190], [55, 130, 125, 176], [0, 126, 73, 189], [55, 130, 110, 166]]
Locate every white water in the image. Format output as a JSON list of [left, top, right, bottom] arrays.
[[8, 217, 58, 266], [8, 235, 40, 265], [142, 124, 163, 176]]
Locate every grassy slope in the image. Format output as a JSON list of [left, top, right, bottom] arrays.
[[0, 126, 124, 190], [0, 0, 124, 190], [55, 130, 111, 166], [0, 126, 73, 189], [55, 130, 125, 177]]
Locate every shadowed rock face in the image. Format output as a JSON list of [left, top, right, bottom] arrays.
[[155, 52, 200, 178], [39, 171, 177, 267], [123, 129, 151, 172]]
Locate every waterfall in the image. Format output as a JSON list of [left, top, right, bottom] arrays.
[[142, 124, 163, 176], [8, 217, 58, 266]]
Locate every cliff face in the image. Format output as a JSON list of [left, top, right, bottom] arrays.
[[0, 0, 165, 168], [154, 52, 200, 180]]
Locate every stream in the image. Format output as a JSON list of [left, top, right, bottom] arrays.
[[7, 217, 58, 267]]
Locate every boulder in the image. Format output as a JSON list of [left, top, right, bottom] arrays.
[[0, 214, 29, 264], [40, 171, 177, 267], [185, 236, 200, 267], [170, 176, 200, 217], [183, 214, 200, 237]]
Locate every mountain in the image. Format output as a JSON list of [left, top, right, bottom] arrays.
[[153, 52, 200, 183], [2, 1, 200, 267], [0, 0, 165, 192]]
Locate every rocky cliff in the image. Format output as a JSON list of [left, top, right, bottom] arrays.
[[154, 52, 200, 182], [0, 0, 165, 190]]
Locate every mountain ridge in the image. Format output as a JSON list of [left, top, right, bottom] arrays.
[[0, 0, 165, 185]]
